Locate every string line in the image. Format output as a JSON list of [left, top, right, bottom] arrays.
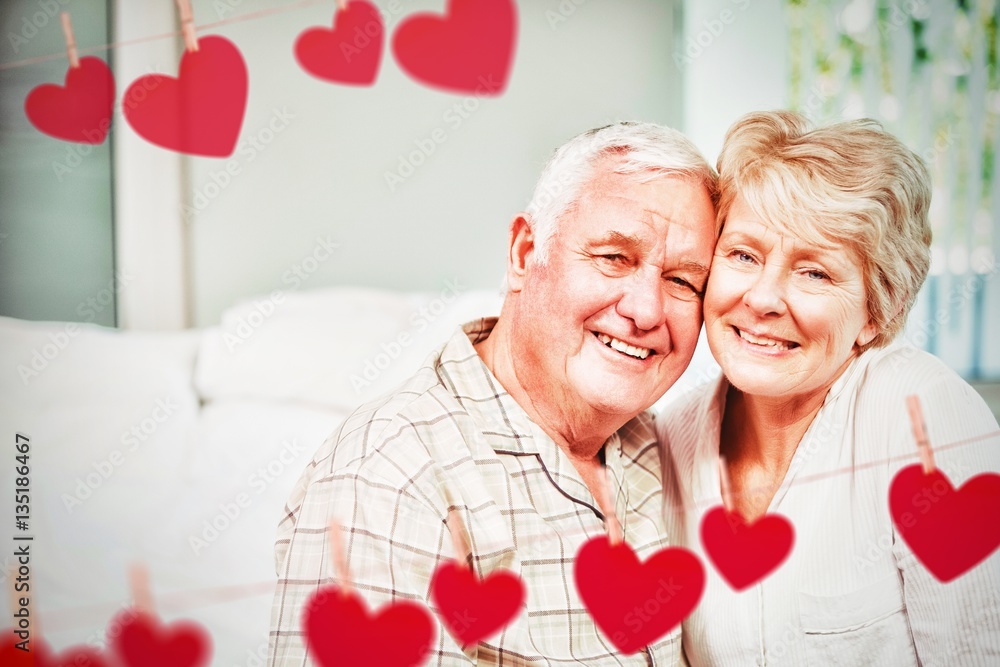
[[0, 0, 329, 72], [29, 427, 1000, 631]]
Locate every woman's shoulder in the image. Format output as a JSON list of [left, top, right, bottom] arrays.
[[851, 341, 998, 458], [854, 342, 984, 409]]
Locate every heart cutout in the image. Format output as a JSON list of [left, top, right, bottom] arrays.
[[889, 464, 1000, 582], [700, 506, 794, 590], [391, 0, 517, 95], [24, 57, 115, 144], [0, 634, 49, 667], [109, 609, 212, 667], [0, 634, 110, 667], [304, 584, 435, 667], [295, 0, 384, 85], [429, 562, 524, 646], [122, 35, 248, 157], [574, 536, 704, 654]]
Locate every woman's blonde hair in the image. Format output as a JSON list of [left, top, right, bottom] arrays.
[[716, 110, 932, 350]]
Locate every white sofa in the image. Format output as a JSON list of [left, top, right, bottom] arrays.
[[0, 286, 718, 665]]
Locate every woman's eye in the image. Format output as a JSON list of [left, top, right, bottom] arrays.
[[732, 250, 756, 264], [805, 269, 829, 281]]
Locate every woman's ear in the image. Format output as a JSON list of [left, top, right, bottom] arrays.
[[856, 319, 879, 347], [506, 214, 535, 293]]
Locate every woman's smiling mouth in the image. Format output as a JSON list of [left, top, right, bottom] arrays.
[[732, 326, 800, 351]]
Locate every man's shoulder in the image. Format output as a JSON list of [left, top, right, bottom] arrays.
[[296, 320, 502, 503], [327, 361, 471, 475]]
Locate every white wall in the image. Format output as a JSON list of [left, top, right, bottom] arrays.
[[680, 0, 787, 164], [114, 0, 188, 330], [112, 0, 683, 327]]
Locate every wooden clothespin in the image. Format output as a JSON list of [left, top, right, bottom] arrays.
[[60, 12, 80, 69], [327, 519, 352, 596], [906, 395, 936, 474], [128, 562, 155, 613], [718, 455, 735, 513], [175, 0, 199, 52], [447, 511, 471, 568], [600, 476, 624, 546]]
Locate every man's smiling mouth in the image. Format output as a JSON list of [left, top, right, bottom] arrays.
[[592, 331, 652, 360]]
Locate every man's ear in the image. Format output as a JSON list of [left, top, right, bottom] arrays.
[[506, 214, 535, 293]]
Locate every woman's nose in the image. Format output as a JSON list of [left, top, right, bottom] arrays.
[[742, 269, 788, 317]]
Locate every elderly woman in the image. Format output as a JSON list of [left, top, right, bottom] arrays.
[[657, 110, 1000, 666]]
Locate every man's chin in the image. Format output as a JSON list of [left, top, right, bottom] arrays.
[[581, 382, 658, 418]]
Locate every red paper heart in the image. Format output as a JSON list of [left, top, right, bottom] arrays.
[[0, 634, 109, 667], [889, 464, 1000, 582], [304, 585, 434, 667], [109, 609, 211, 667], [24, 57, 115, 144], [0, 634, 48, 667], [700, 506, 794, 591], [391, 0, 517, 95], [574, 536, 704, 654], [122, 35, 248, 157], [429, 562, 524, 646], [295, 0, 384, 85]]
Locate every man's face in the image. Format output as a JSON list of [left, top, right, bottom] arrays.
[[508, 164, 716, 422]]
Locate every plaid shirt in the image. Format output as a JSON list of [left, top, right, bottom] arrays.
[[268, 318, 681, 666]]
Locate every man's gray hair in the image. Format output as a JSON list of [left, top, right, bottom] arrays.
[[525, 121, 718, 263]]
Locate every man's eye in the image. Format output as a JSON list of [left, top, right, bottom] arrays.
[[600, 254, 628, 264], [665, 276, 702, 299], [669, 276, 695, 291]]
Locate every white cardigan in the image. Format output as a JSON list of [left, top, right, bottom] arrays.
[[656, 341, 1000, 666]]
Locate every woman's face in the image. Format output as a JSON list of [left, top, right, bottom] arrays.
[[704, 194, 878, 401]]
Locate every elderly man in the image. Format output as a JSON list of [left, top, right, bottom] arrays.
[[268, 122, 718, 665]]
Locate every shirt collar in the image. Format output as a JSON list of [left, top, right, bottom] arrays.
[[434, 317, 541, 455], [435, 319, 661, 527]]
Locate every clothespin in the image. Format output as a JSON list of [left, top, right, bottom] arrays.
[[718, 455, 734, 513], [327, 519, 352, 596], [447, 511, 471, 569], [60, 12, 80, 69], [175, 0, 199, 53], [600, 476, 624, 546], [906, 395, 936, 474], [128, 562, 155, 613]]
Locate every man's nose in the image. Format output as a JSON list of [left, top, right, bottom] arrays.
[[743, 267, 788, 317], [615, 267, 667, 331]]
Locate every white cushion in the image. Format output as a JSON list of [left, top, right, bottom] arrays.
[[194, 286, 504, 410]]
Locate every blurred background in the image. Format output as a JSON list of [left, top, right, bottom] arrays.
[[0, 0, 998, 662]]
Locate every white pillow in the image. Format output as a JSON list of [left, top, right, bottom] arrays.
[[194, 286, 504, 411]]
